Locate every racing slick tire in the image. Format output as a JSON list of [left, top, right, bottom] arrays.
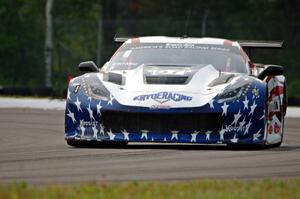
[[66, 140, 128, 148]]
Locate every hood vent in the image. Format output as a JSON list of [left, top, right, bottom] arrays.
[[145, 76, 189, 84], [208, 74, 235, 87], [103, 72, 125, 85]]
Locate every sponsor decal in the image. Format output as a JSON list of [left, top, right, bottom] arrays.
[[225, 125, 245, 132], [74, 84, 80, 93], [252, 87, 260, 98], [165, 43, 230, 52], [150, 104, 171, 110], [268, 125, 273, 134], [80, 120, 98, 127], [133, 92, 192, 104], [111, 62, 138, 67], [145, 68, 192, 76], [270, 96, 280, 112], [274, 122, 281, 134]]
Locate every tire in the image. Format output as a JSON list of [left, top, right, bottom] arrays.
[[66, 139, 86, 147], [227, 143, 265, 150], [66, 139, 128, 148]]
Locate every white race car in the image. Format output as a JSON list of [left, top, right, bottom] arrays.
[[65, 36, 286, 148]]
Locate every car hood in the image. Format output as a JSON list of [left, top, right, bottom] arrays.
[[96, 64, 250, 108]]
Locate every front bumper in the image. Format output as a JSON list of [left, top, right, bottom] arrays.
[[65, 87, 266, 145]]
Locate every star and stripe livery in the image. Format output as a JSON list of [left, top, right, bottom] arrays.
[[65, 36, 287, 147]]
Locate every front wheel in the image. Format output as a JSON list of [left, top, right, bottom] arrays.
[[66, 139, 128, 148], [227, 143, 266, 150]]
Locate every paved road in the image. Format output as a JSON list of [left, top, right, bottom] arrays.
[[0, 108, 299, 184]]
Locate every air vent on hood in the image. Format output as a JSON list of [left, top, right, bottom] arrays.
[[208, 74, 235, 87], [103, 72, 125, 85], [145, 76, 189, 84]]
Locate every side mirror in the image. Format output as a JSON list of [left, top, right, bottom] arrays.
[[257, 65, 284, 80], [78, 61, 99, 72]]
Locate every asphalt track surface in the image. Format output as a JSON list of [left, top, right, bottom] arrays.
[[0, 108, 300, 185]]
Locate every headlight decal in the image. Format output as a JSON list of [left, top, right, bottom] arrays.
[[82, 74, 110, 100], [217, 78, 252, 103]]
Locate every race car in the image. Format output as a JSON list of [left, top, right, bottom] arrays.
[[65, 36, 287, 148]]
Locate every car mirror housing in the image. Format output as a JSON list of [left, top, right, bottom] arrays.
[[257, 65, 284, 80], [78, 61, 99, 72]]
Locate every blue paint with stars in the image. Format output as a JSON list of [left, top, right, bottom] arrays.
[[65, 75, 267, 145]]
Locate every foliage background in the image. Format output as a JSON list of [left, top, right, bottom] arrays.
[[0, 0, 299, 96]]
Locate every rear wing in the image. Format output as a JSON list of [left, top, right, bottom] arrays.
[[114, 36, 131, 44], [238, 40, 284, 49], [114, 35, 138, 44], [238, 40, 284, 59], [113, 37, 285, 56], [114, 36, 136, 49], [114, 37, 284, 48]]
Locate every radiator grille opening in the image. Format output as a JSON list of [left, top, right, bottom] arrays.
[[101, 111, 222, 132]]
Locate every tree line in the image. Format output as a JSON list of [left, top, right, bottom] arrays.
[[0, 0, 299, 96]]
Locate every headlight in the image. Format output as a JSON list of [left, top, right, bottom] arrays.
[[218, 86, 245, 102], [82, 74, 110, 100], [217, 79, 251, 103]]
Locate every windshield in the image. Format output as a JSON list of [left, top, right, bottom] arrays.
[[107, 43, 248, 73]]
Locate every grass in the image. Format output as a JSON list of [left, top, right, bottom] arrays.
[[0, 178, 300, 199]]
